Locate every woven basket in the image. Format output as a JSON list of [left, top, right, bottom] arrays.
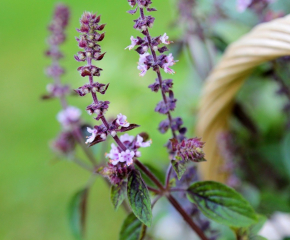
[[196, 15, 290, 183]]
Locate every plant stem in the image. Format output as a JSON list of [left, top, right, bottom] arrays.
[[166, 194, 209, 240], [136, 160, 209, 240], [165, 164, 173, 188], [147, 186, 160, 194], [170, 187, 186, 192], [72, 127, 98, 167], [71, 156, 94, 172]]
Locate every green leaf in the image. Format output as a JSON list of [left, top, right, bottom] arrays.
[[119, 213, 142, 240], [127, 170, 152, 227], [171, 160, 188, 180], [248, 215, 267, 236], [186, 181, 258, 227], [111, 181, 127, 210], [250, 236, 267, 240], [68, 188, 89, 240]]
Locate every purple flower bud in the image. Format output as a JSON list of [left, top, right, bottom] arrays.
[[45, 64, 64, 78], [77, 65, 103, 77], [101, 163, 131, 185], [158, 119, 169, 133], [176, 138, 206, 162], [133, 16, 155, 30], [46, 84, 70, 97], [86, 101, 110, 117], [128, 0, 137, 7], [138, 0, 153, 8], [158, 46, 169, 53], [57, 106, 81, 129], [50, 131, 75, 155]]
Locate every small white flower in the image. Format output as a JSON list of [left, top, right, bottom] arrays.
[[136, 135, 152, 148], [120, 133, 134, 143], [119, 150, 135, 166], [162, 53, 177, 74], [116, 113, 130, 127], [86, 127, 98, 144], [137, 64, 148, 77], [125, 36, 139, 50], [107, 143, 121, 165], [160, 33, 170, 45]]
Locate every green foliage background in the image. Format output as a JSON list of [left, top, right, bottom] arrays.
[[0, 0, 199, 239]]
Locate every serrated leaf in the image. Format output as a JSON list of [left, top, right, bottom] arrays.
[[171, 160, 188, 180], [127, 170, 152, 227], [119, 213, 142, 240], [186, 181, 257, 227], [111, 181, 127, 210], [68, 188, 89, 240]]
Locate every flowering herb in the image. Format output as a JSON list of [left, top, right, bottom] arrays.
[[42, 3, 261, 240]]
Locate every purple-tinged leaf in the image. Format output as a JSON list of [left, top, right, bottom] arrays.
[[89, 135, 105, 147], [127, 7, 138, 15], [127, 170, 152, 227], [147, 8, 157, 12], [186, 181, 258, 227], [111, 181, 127, 210], [120, 124, 140, 132]]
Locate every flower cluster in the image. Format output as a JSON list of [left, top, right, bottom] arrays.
[[106, 133, 152, 166], [126, 34, 177, 76], [171, 137, 205, 162], [44, 5, 82, 157], [126, 0, 187, 150], [84, 113, 139, 146]]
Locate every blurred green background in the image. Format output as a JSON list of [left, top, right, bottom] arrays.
[[0, 0, 201, 239]]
